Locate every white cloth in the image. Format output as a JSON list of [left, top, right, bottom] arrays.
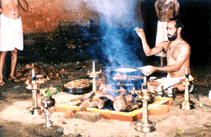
[[0, 14, 23, 51], [165, 0, 180, 7], [155, 20, 168, 57], [165, 0, 174, 4], [155, 75, 185, 90]]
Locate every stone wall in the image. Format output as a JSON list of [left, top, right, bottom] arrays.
[[18, 0, 100, 64], [22, 0, 100, 33]]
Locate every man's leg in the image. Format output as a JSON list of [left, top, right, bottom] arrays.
[[0, 51, 7, 84], [9, 48, 18, 79]]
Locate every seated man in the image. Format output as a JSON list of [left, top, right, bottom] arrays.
[[135, 17, 192, 92]]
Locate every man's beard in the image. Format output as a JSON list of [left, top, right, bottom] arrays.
[[167, 31, 177, 41]]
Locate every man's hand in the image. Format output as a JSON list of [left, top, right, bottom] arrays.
[[140, 65, 156, 76], [135, 28, 146, 39], [135, 27, 163, 57]]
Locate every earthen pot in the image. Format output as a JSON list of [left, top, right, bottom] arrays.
[[113, 96, 128, 112], [98, 99, 105, 109], [88, 101, 99, 108], [41, 96, 55, 109]]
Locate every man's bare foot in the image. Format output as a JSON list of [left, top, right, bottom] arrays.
[[0, 82, 4, 86], [0, 78, 5, 86], [0, 77, 4, 86]]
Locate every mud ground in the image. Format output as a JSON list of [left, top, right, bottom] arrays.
[[0, 59, 211, 137]]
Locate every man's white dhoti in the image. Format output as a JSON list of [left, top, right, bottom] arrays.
[[155, 75, 185, 90], [155, 21, 168, 57], [0, 14, 23, 51]]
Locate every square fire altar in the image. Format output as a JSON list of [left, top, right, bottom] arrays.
[[55, 65, 173, 122], [55, 96, 173, 122]]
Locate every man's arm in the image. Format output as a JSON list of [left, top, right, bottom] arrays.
[[174, 0, 179, 16], [136, 28, 164, 56], [0, 1, 2, 14], [142, 43, 190, 76], [154, 0, 159, 18], [155, 43, 190, 72]]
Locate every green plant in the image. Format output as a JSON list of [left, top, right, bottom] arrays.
[[40, 86, 59, 97]]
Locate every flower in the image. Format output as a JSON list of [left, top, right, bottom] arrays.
[[40, 85, 59, 97]]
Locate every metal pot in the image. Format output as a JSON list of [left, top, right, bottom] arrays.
[[41, 96, 55, 109], [63, 85, 92, 94]]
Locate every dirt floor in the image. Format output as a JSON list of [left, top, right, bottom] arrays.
[[0, 59, 211, 137]]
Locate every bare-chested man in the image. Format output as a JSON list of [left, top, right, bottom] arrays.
[[0, 0, 28, 85], [154, 0, 179, 65], [136, 17, 191, 92]]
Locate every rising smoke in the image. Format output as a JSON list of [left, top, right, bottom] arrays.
[[86, 0, 144, 68], [85, 0, 143, 28], [65, 0, 145, 68], [83, 0, 145, 90]]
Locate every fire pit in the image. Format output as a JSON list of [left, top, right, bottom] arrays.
[[55, 96, 173, 121], [55, 65, 173, 121]]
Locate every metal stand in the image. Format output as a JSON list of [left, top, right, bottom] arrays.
[[43, 109, 53, 128], [89, 72, 98, 93], [157, 85, 163, 96], [33, 96, 64, 136], [28, 84, 41, 115], [135, 77, 156, 133], [27, 65, 41, 115], [87, 61, 101, 93], [168, 87, 173, 98], [40, 96, 56, 127], [180, 69, 194, 110]]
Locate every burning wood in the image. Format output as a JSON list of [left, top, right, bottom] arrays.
[[68, 81, 149, 112]]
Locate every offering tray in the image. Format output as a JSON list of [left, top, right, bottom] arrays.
[[63, 79, 92, 94], [55, 97, 173, 121], [115, 68, 138, 73]]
